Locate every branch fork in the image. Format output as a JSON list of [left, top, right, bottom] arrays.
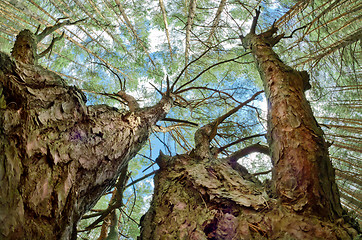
[[11, 19, 85, 64]]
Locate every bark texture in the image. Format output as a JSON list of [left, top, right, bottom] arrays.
[[0, 30, 172, 239], [138, 15, 358, 239], [139, 153, 357, 239], [242, 31, 343, 220]]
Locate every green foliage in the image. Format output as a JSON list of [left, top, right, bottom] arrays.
[[77, 194, 111, 239], [1, 0, 361, 236]]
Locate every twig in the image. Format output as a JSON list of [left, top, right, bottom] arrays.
[[252, 169, 272, 176], [283, 25, 307, 39], [162, 117, 198, 126], [224, 143, 269, 163], [170, 47, 211, 92], [125, 170, 157, 188], [92, 61, 125, 90], [174, 52, 251, 94], [37, 32, 65, 59], [36, 18, 86, 43]]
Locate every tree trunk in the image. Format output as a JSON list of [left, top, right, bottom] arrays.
[[241, 29, 343, 220], [139, 153, 357, 239], [0, 31, 172, 239], [139, 15, 359, 239]]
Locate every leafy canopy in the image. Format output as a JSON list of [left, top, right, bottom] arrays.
[[0, 0, 360, 238]]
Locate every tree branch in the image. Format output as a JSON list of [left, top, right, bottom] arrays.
[[162, 117, 198, 126], [125, 170, 157, 189], [159, 0, 173, 59], [116, 91, 139, 111], [185, 0, 197, 73], [85, 167, 129, 231], [225, 143, 269, 163], [171, 47, 211, 92], [283, 25, 307, 39], [192, 91, 263, 159], [206, 90, 263, 141], [250, 6, 261, 34], [36, 19, 86, 43], [174, 52, 251, 94], [37, 32, 64, 59], [252, 169, 272, 176], [92, 61, 125, 91], [218, 133, 266, 153]]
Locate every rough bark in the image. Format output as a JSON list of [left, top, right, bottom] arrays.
[[138, 12, 360, 239], [139, 152, 357, 240], [0, 30, 172, 239], [240, 11, 343, 220], [139, 88, 358, 239]]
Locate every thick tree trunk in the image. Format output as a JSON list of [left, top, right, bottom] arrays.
[[139, 153, 357, 239], [242, 31, 343, 220], [139, 15, 357, 239], [0, 31, 172, 239]]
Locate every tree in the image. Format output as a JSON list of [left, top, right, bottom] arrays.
[[0, 0, 360, 239], [139, 8, 357, 239], [0, 23, 174, 239]]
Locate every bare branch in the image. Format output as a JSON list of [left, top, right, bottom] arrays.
[[218, 133, 266, 153], [36, 18, 85, 43], [37, 32, 64, 59], [225, 143, 269, 163], [185, 0, 197, 72], [252, 169, 272, 176], [159, 0, 173, 59], [206, 0, 227, 43], [171, 47, 212, 92], [250, 6, 261, 34], [176, 86, 243, 104], [192, 90, 264, 160], [84, 196, 120, 231], [283, 25, 307, 39], [116, 91, 139, 111], [125, 171, 157, 189], [92, 61, 125, 91], [85, 166, 129, 231], [149, 82, 163, 96], [206, 90, 263, 141], [162, 117, 198, 126], [174, 52, 251, 94]]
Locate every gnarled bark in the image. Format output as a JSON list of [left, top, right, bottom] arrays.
[[0, 30, 172, 239], [139, 152, 357, 239], [139, 88, 358, 239], [138, 11, 359, 239]]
